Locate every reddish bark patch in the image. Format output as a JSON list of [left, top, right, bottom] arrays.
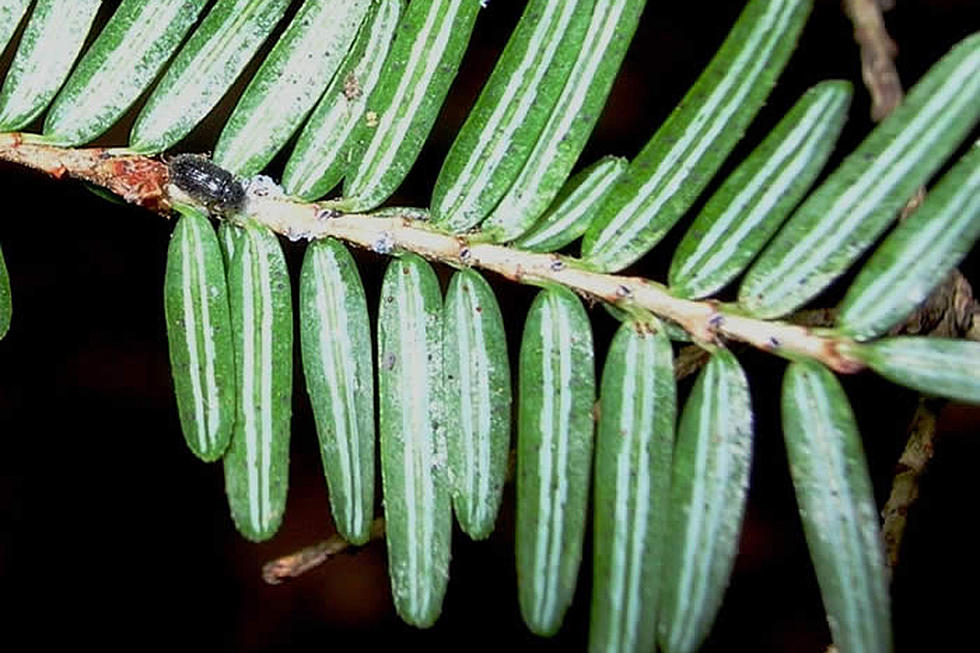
[[102, 156, 170, 213]]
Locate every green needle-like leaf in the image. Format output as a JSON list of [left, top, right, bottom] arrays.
[[130, 0, 291, 154], [217, 221, 244, 269], [482, 0, 646, 242], [377, 254, 450, 628], [43, 0, 208, 146], [282, 0, 405, 200], [213, 0, 372, 177], [669, 80, 852, 299], [444, 269, 511, 540], [837, 143, 980, 340], [590, 321, 674, 653], [844, 337, 980, 405], [660, 349, 753, 653], [514, 155, 627, 254], [223, 222, 293, 542], [582, 0, 811, 272], [739, 31, 980, 318], [299, 238, 375, 545], [163, 208, 235, 462], [369, 206, 431, 222], [431, 0, 594, 233], [0, 0, 100, 131], [0, 243, 11, 339], [0, 0, 30, 55], [782, 361, 892, 653], [338, 0, 481, 212], [517, 286, 596, 637]]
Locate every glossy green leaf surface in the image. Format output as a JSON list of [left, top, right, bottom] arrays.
[[43, 0, 208, 146], [223, 222, 293, 542], [482, 0, 645, 242], [838, 143, 980, 340], [669, 80, 852, 299], [782, 361, 892, 653], [0, 243, 10, 339], [130, 0, 290, 154], [282, 0, 405, 200], [299, 238, 374, 544], [377, 254, 450, 628], [739, 31, 980, 318], [590, 321, 674, 653], [444, 269, 511, 540], [660, 349, 753, 653], [582, 0, 811, 272], [845, 337, 980, 405], [338, 0, 481, 212], [213, 0, 372, 176], [163, 208, 235, 462], [517, 286, 595, 636], [514, 155, 627, 253], [431, 0, 594, 232], [0, 1, 30, 56], [0, 0, 100, 131]]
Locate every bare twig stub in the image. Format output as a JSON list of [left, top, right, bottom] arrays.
[[262, 518, 385, 584]]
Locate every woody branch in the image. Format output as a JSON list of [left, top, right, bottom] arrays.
[[0, 135, 864, 374]]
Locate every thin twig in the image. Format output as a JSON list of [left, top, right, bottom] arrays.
[[880, 398, 941, 572], [0, 136, 866, 375], [262, 518, 386, 585], [673, 308, 839, 379], [842, 0, 903, 120]]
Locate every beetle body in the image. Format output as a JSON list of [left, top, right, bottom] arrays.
[[168, 154, 245, 214]]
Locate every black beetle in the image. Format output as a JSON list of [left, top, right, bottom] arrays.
[[168, 154, 246, 214]]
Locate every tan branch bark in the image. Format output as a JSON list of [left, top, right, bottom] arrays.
[[0, 136, 866, 375]]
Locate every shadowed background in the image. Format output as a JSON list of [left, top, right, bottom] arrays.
[[1, 1, 978, 650]]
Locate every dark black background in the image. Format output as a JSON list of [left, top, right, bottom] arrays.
[[1, 1, 979, 650]]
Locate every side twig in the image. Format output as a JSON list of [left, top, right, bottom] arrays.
[[262, 518, 386, 585], [880, 272, 980, 570], [843, 0, 903, 120], [842, 0, 980, 571], [880, 398, 941, 572]]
